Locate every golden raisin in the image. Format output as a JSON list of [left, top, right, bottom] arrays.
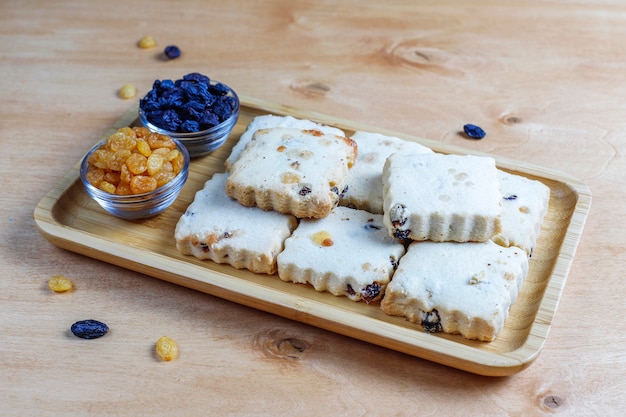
[[107, 130, 137, 151], [130, 175, 158, 194], [156, 336, 178, 361], [85, 127, 182, 195], [120, 164, 132, 183], [110, 150, 132, 171], [138, 35, 156, 49], [155, 171, 176, 188], [103, 171, 121, 186], [99, 181, 117, 194], [147, 133, 176, 150], [136, 139, 152, 157], [86, 167, 105, 186], [147, 153, 166, 176], [116, 182, 132, 195], [48, 275, 73, 292], [133, 126, 152, 138], [126, 152, 148, 175], [118, 83, 137, 100]]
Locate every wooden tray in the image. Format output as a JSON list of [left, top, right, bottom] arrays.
[[34, 97, 591, 376]]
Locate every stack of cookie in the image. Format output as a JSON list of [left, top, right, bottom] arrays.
[[174, 115, 550, 342]]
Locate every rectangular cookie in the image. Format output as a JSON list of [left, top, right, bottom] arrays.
[[341, 131, 433, 214], [382, 153, 502, 242], [491, 170, 551, 256], [175, 173, 297, 274], [225, 114, 346, 171], [277, 206, 406, 303], [380, 240, 529, 341], [226, 127, 357, 219]]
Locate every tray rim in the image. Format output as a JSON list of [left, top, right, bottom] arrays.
[[33, 96, 592, 376]]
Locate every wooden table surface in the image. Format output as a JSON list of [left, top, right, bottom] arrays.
[[2, 1, 624, 416]]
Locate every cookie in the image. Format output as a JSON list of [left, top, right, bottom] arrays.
[[491, 170, 551, 256], [341, 131, 433, 214], [226, 127, 357, 219], [380, 240, 529, 341], [225, 114, 346, 170], [382, 153, 502, 242], [277, 206, 406, 303], [175, 173, 297, 274]]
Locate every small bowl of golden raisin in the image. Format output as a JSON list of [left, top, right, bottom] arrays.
[[80, 126, 190, 220]]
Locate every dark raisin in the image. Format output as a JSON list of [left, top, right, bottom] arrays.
[[139, 73, 235, 133], [363, 223, 381, 231], [199, 242, 210, 252], [503, 194, 518, 201], [299, 186, 312, 196], [338, 185, 349, 199], [71, 320, 109, 339], [223, 232, 232, 238], [346, 284, 356, 296], [463, 124, 486, 139], [421, 310, 442, 333], [389, 256, 398, 269], [164, 45, 181, 59], [393, 229, 410, 239], [361, 283, 381, 304], [390, 204, 408, 227]]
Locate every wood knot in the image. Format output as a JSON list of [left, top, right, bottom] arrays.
[[289, 80, 331, 98], [542, 395, 563, 409], [501, 114, 523, 125], [254, 329, 310, 360]]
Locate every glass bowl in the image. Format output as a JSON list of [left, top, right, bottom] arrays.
[[138, 79, 239, 158], [79, 138, 190, 220]]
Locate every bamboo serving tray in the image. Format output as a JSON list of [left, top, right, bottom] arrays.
[[34, 97, 591, 376]]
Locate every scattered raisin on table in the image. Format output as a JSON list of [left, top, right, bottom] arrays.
[[156, 336, 179, 361], [463, 124, 486, 139], [48, 275, 73, 292], [138, 35, 156, 49], [164, 45, 181, 60], [70, 320, 109, 339], [118, 83, 137, 99]]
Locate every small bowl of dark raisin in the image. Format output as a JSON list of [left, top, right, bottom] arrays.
[[139, 73, 239, 158]]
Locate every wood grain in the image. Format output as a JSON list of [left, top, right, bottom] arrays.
[[2, 0, 625, 415]]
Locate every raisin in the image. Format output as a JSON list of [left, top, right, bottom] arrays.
[[140, 73, 236, 133], [463, 124, 486, 139], [390, 204, 408, 227], [71, 320, 109, 339], [393, 229, 410, 239], [346, 284, 356, 296], [48, 275, 73, 292], [155, 336, 179, 361], [299, 186, 312, 196], [421, 310, 442, 333], [118, 83, 137, 100], [164, 45, 181, 59], [389, 256, 398, 269], [138, 35, 156, 49], [503, 194, 518, 201], [361, 283, 381, 304]]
